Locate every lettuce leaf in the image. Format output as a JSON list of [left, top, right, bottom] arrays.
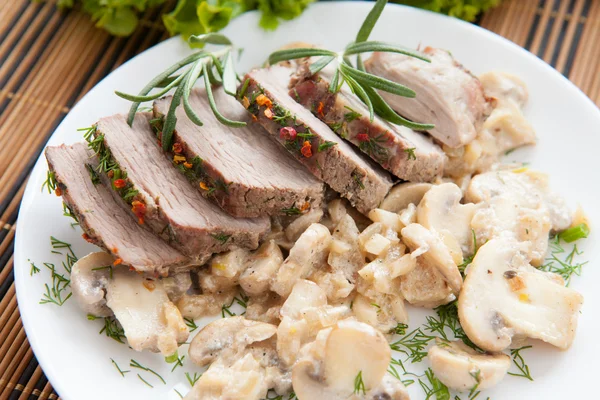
[[393, 0, 501, 22]]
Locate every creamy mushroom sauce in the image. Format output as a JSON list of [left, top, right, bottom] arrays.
[[70, 71, 587, 399]]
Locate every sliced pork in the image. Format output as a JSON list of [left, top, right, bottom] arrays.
[[153, 87, 325, 218], [239, 65, 393, 214], [290, 66, 445, 182], [45, 143, 191, 276], [94, 113, 270, 259], [365, 48, 490, 148]]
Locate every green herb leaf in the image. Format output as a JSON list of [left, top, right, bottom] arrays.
[[203, 63, 247, 127], [309, 55, 336, 75], [222, 50, 238, 96], [558, 223, 589, 243], [343, 72, 374, 121], [268, 48, 337, 65], [345, 41, 430, 62], [182, 59, 206, 127], [355, 0, 388, 43], [340, 63, 416, 98], [189, 32, 232, 45]]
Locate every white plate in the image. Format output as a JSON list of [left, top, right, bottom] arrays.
[[14, 2, 600, 399]]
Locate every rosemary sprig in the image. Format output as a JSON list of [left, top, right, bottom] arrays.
[[116, 33, 245, 151], [267, 0, 434, 130]]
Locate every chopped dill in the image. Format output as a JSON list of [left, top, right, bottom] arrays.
[[343, 106, 362, 122], [86, 163, 100, 185], [359, 134, 389, 164], [391, 323, 408, 335], [419, 368, 450, 400], [110, 358, 130, 377], [281, 206, 302, 216], [62, 202, 79, 227], [404, 147, 417, 161], [92, 265, 113, 279], [130, 359, 166, 385], [184, 317, 198, 332], [185, 371, 202, 387], [210, 233, 231, 245], [352, 172, 365, 190], [171, 355, 186, 373], [389, 327, 436, 364], [39, 262, 71, 306], [137, 374, 154, 388], [540, 235, 588, 286], [318, 140, 337, 152], [507, 346, 534, 381], [41, 170, 57, 194], [29, 260, 40, 276], [99, 316, 126, 344], [174, 389, 184, 398], [353, 371, 366, 395]]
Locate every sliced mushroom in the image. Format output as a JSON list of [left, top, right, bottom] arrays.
[[161, 271, 192, 303], [399, 258, 453, 308], [106, 267, 188, 356], [277, 280, 349, 367], [401, 223, 462, 294], [417, 183, 479, 253], [177, 288, 237, 319], [292, 319, 408, 400], [458, 237, 584, 352], [380, 182, 432, 213], [327, 214, 364, 284], [351, 292, 408, 334], [189, 316, 277, 367], [479, 71, 528, 109], [428, 339, 510, 391], [246, 292, 284, 324], [272, 223, 332, 297], [240, 240, 284, 295], [285, 208, 325, 242], [210, 248, 250, 279], [70, 252, 114, 317]]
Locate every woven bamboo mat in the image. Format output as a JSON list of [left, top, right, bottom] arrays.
[[0, 0, 598, 398]]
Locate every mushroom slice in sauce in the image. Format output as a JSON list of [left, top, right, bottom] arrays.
[[292, 319, 409, 400], [428, 339, 510, 392], [379, 182, 433, 213], [105, 267, 188, 356], [417, 182, 480, 253], [239, 240, 284, 296], [401, 223, 463, 294], [271, 223, 332, 297], [458, 237, 583, 352], [70, 252, 114, 317]]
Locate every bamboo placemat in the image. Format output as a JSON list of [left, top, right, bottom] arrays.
[[0, 0, 598, 398]]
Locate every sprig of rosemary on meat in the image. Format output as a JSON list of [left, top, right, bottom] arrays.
[[267, 0, 434, 131], [116, 33, 245, 151]]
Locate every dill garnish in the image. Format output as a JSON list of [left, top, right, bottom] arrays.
[[62, 202, 79, 227], [404, 147, 417, 161], [389, 328, 436, 364], [110, 358, 130, 377], [507, 346, 534, 381], [281, 206, 302, 216], [210, 233, 231, 245], [137, 374, 154, 388], [419, 368, 450, 400], [86, 163, 100, 185], [185, 372, 202, 387], [184, 317, 198, 332], [352, 172, 365, 190], [99, 316, 126, 344], [318, 140, 337, 152], [262, 391, 297, 400], [174, 389, 184, 399], [41, 170, 57, 194], [540, 235, 588, 286], [130, 359, 166, 385], [359, 134, 389, 164], [171, 355, 186, 373], [92, 265, 113, 279], [29, 260, 40, 276], [353, 371, 366, 395], [344, 106, 362, 122], [39, 262, 72, 306]]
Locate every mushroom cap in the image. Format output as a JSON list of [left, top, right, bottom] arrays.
[[292, 319, 391, 400], [458, 237, 584, 352], [240, 240, 284, 295], [428, 340, 510, 391], [70, 251, 114, 317], [189, 316, 277, 367], [380, 182, 432, 213]]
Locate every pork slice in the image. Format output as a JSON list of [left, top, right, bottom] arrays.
[[365, 48, 490, 148], [239, 65, 393, 214], [94, 113, 270, 258], [153, 87, 324, 218], [290, 66, 446, 182], [45, 143, 191, 276]]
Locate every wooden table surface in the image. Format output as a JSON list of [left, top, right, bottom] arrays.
[[0, 0, 598, 398]]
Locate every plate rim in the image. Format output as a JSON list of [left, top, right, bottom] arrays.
[[13, 2, 600, 399]]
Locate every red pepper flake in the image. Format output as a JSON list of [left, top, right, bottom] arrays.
[[172, 142, 183, 154], [131, 201, 146, 224], [183, 162, 193, 169], [242, 96, 250, 109], [113, 179, 126, 189], [301, 141, 312, 158], [113, 258, 123, 266], [199, 182, 209, 191], [82, 233, 93, 242], [143, 279, 156, 292], [300, 201, 310, 212], [264, 108, 274, 119], [357, 133, 369, 142], [129, 266, 136, 272], [255, 94, 272, 108], [54, 187, 62, 196], [316, 101, 325, 117], [279, 127, 297, 140], [107, 170, 114, 179], [251, 114, 258, 121]]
